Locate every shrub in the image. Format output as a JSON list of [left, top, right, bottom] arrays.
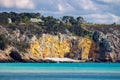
[[0, 34, 8, 50]]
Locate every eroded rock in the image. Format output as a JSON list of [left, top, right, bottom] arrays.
[[29, 34, 99, 61], [9, 49, 23, 62]]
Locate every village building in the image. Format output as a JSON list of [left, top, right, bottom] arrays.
[[8, 18, 12, 24], [30, 18, 44, 23]]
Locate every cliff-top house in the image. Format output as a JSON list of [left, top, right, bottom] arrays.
[[30, 18, 44, 23]]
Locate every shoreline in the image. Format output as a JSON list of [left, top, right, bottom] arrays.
[[0, 57, 119, 63], [0, 57, 86, 63], [44, 58, 86, 63]]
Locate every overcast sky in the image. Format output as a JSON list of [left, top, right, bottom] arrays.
[[0, 0, 120, 24]]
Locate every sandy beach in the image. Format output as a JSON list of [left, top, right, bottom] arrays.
[[44, 58, 85, 62]]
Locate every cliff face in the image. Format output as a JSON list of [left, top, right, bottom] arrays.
[[106, 29, 120, 62], [30, 37, 40, 59], [0, 47, 13, 61], [39, 34, 71, 58], [77, 38, 99, 60], [30, 34, 71, 59], [29, 34, 99, 61], [88, 26, 120, 62], [0, 24, 119, 62]]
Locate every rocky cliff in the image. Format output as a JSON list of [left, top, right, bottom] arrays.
[[87, 25, 120, 62], [29, 33, 99, 61], [0, 33, 99, 62], [0, 25, 120, 62]]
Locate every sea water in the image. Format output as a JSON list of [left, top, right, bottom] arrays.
[[0, 63, 120, 80]]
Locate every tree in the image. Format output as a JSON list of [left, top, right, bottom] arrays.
[[92, 31, 101, 43], [34, 13, 41, 18], [69, 25, 83, 36], [62, 16, 77, 25], [10, 12, 18, 23], [69, 16, 77, 25], [76, 16, 85, 23], [0, 12, 9, 24], [62, 16, 70, 23], [43, 16, 57, 27], [23, 16, 30, 24]]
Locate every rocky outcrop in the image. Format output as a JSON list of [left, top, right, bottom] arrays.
[[29, 34, 99, 61], [0, 46, 31, 62], [89, 26, 120, 62], [77, 38, 99, 61], [0, 25, 9, 36], [92, 31, 112, 61], [30, 34, 72, 59], [106, 33, 120, 62], [0, 24, 119, 62], [30, 36, 41, 60], [0, 47, 14, 62]]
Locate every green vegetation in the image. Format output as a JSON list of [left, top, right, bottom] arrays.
[[0, 12, 89, 37], [84, 34, 92, 39], [0, 12, 119, 52], [0, 34, 8, 50], [0, 12, 90, 52], [0, 12, 40, 24]]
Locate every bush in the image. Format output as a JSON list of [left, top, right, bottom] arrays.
[[0, 34, 8, 50], [92, 31, 100, 42], [84, 34, 92, 39]]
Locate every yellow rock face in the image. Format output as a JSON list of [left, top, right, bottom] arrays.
[[39, 34, 71, 58], [29, 34, 99, 60], [78, 38, 99, 60], [30, 40, 40, 59]]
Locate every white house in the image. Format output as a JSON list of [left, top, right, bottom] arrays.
[[8, 18, 12, 23], [30, 18, 44, 23]]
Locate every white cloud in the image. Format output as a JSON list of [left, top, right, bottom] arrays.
[[58, 4, 64, 12], [77, 0, 98, 10], [0, 0, 14, 8], [0, 0, 120, 24], [99, 0, 120, 4], [0, 0, 35, 9], [57, 0, 75, 14], [84, 13, 120, 24], [58, 3, 75, 13], [110, 14, 120, 23], [15, 0, 35, 9]]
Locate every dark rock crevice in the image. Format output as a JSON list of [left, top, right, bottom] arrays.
[[9, 49, 24, 62]]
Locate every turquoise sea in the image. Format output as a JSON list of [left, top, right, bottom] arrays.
[[0, 63, 120, 80]]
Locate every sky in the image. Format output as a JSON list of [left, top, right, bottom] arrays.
[[0, 0, 120, 24]]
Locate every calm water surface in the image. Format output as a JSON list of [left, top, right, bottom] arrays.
[[0, 63, 120, 80]]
